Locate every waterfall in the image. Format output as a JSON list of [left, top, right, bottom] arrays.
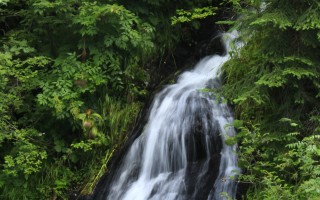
[[102, 32, 240, 200]]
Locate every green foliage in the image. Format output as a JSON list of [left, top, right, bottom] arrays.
[[221, 0, 320, 198], [37, 53, 106, 119], [221, 0, 320, 120], [172, 6, 217, 26], [2, 129, 47, 175], [231, 120, 320, 199], [76, 95, 141, 195], [1, 0, 207, 198]]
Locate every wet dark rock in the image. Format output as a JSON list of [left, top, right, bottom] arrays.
[[184, 155, 221, 200]]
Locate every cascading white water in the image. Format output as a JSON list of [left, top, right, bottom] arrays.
[[105, 32, 240, 200]]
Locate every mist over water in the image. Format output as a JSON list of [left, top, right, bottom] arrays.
[[105, 32, 239, 200]]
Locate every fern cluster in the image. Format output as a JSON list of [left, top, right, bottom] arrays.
[[221, 0, 320, 199]]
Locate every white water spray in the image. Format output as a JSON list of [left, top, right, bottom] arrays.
[[105, 32, 240, 200]]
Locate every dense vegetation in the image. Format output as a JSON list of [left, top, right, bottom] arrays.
[[221, 0, 320, 199], [0, 0, 217, 199], [1, 0, 319, 199]]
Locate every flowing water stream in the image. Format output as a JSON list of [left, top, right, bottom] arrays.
[[102, 32, 239, 200]]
